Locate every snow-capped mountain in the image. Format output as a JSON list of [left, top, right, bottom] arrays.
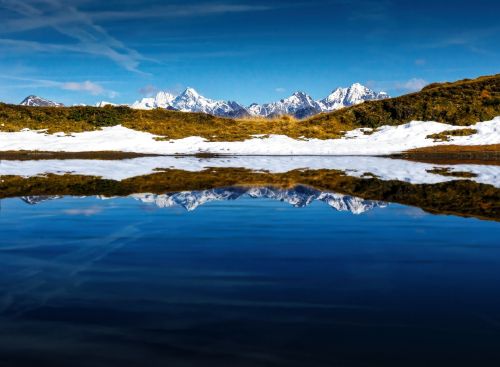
[[248, 92, 322, 119], [248, 83, 389, 118], [20, 95, 64, 107], [129, 88, 248, 118], [172, 88, 247, 117], [131, 91, 176, 109], [95, 101, 118, 107], [132, 186, 386, 214], [317, 83, 389, 112], [97, 83, 389, 119], [95, 101, 130, 108]]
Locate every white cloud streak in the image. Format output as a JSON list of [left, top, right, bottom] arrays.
[[0, 0, 148, 73], [396, 78, 428, 92], [0, 74, 117, 97], [62, 81, 104, 95], [0, 0, 276, 73]]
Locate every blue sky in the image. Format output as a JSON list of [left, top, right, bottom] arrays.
[[0, 0, 499, 105]]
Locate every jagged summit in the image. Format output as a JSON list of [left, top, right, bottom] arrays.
[[247, 91, 321, 119], [20, 95, 64, 107], [318, 83, 390, 112]]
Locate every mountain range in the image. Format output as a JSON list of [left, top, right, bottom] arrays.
[[128, 83, 389, 118], [18, 83, 389, 119]]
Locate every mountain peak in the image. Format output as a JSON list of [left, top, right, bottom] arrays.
[[319, 83, 389, 112], [350, 82, 365, 89], [182, 87, 200, 98], [20, 95, 64, 107]]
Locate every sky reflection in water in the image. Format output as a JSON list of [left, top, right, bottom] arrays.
[[0, 192, 499, 366]]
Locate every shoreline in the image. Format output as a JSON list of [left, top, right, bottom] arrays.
[[1, 145, 499, 165]]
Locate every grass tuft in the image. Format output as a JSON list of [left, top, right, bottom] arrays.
[[426, 128, 477, 142]]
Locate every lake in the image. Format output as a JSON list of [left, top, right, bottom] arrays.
[[0, 156, 499, 366]]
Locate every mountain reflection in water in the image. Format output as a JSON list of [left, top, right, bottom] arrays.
[[19, 186, 386, 214]]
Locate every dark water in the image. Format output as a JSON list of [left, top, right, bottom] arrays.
[[1, 194, 500, 366]]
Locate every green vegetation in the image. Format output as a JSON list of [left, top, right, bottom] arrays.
[[426, 128, 477, 142], [1, 168, 499, 221], [0, 74, 499, 141]]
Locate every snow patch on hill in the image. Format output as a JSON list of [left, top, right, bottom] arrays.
[[2, 117, 499, 156]]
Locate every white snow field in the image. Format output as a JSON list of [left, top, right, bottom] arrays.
[[1, 156, 499, 187], [1, 117, 499, 156]]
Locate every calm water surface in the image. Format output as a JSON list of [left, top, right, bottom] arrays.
[[1, 192, 500, 366]]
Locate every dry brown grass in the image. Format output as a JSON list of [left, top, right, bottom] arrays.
[[426, 167, 478, 178], [402, 144, 500, 154], [426, 128, 477, 142], [0, 104, 351, 141], [0, 150, 158, 160], [395, 144, 500, 165]]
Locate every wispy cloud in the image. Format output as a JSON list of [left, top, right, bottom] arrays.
[[420, 27, 500, 56], [275, 87, 286, 93], [0, 0, 149, 73], [138, 84, 159, 97], [0, 0, 278, 74], [0, 74, 117, 97], [348, 0, 391, 22], [62, 81, 106, 96], [396, 78, 428, 92], [91, 4, 274, 21], [366, 77, 428, 94]]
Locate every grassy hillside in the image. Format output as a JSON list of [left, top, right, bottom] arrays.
[[308, 74, 500, 128], [0, 104, 352, 141], [1, 74, 499, 141]]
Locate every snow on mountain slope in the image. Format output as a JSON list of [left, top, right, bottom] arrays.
[[248, 92, 322, 118], [318, 83, 389, 111], [20, 95, 64, 107], [96, 101, 119, 107], [131, 91, 176, 109], [129, 88, 247, 117], [249, 84, 389, 118]]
